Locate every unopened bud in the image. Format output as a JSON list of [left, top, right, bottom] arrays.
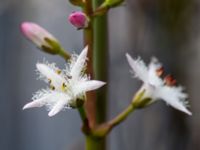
[[156, 66, 164, 77], [68, 11, 89, 29], [20, 22, 61, 54]]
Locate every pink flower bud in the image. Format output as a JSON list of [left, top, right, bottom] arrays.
[[68, 11, 89, 29], [20, 22, 58, 49]]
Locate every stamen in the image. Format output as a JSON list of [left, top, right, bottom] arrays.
[[62, 82, 68, 91], [156, 66, 164, 77], [64, 75, 72, 80], [48, 79, 52, 84], [164, 75, 177, 86], [67, 75, 72, 79], [50, 85, 55, 90], [56, 69, 61, 74]]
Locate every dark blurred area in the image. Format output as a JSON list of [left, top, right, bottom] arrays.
[[0, 0, 199, 150]]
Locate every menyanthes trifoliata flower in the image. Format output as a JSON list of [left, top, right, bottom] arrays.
[[126, 53, 192, 115], [23, 46, 106, 117]]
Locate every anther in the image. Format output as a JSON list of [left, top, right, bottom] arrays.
[[50, 85, 55, 90], [62, 83, 67, 87], [164, 75, 177, 86], [62, 82, 68, 91], [56, 69, 61, 74], [156, 66, 164, 77], [67, 75, 72, 79], [48, 79, 52, 84]]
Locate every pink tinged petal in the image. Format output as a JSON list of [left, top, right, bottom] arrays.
[[36, 63, 65, 88], [23, 96, 49, 110], [20, 22, 57, 47], [71, 46, 88, 79], [48, 92, 71, 117], [48, 100, 69, 117], [155, 86, 192, 115], [76, 80, 106, 94], [48, 102, 65, 117], [126, 53, 149, 83]]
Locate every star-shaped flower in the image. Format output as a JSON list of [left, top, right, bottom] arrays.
[[23, 46, 106, 117], [126, 53, 191, 115]]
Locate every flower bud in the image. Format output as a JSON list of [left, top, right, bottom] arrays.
[[68, 11, 89, 29], [20, 22, 61, 54]]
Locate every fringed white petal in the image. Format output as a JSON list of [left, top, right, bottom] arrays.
[[48, 100, 67, 117], [155, 86, 191, 115], [75, 80, 106, 95], [23, 94, 51, 109], [126, 53, 148, 83], [23, 99, 44, 109], [148, 57, 163, 86], [36, 63, 65, 89], [70, 46, 88, 80], [48, 93, 71, 117]]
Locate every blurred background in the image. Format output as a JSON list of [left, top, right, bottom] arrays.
[[0, 0, 199, 150]]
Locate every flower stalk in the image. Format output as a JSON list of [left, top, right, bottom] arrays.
[[81, 0, 108, 149], [82, 0, 97, 129], [90, 92, 144, 137]]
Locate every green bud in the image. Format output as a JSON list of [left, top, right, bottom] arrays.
[[132, 89, 153, 109]]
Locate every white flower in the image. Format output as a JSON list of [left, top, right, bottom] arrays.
[[126, 53, 192, 115], [23, 46, 106, 117]]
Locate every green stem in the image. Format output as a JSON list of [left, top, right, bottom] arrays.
[[86, 136, 105, 150], [92, 92, 145, 137], [93, 14, 108, 125], [83, 0, 96, 129], [58, 47, 71, 61], [92, 0, 108, 149], [90, 103, 136, 137], [108, 104, 135, 128], [78, 106, 87, 122], [83, 0, 108, 149]]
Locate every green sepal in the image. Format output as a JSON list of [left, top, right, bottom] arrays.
[[40, 38, 61, 54], [101, 0, 124, 8], [133, 98, 152, 109], [132, 89, 153, 109], [69, 0, 84, 7], [94, 0, 124, 16]]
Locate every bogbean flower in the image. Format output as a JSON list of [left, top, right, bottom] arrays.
[[126, 53, 192, 115], [20, 22, 61, 54], [23, 46, 106, 117], [68, 11, 89, 29]]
